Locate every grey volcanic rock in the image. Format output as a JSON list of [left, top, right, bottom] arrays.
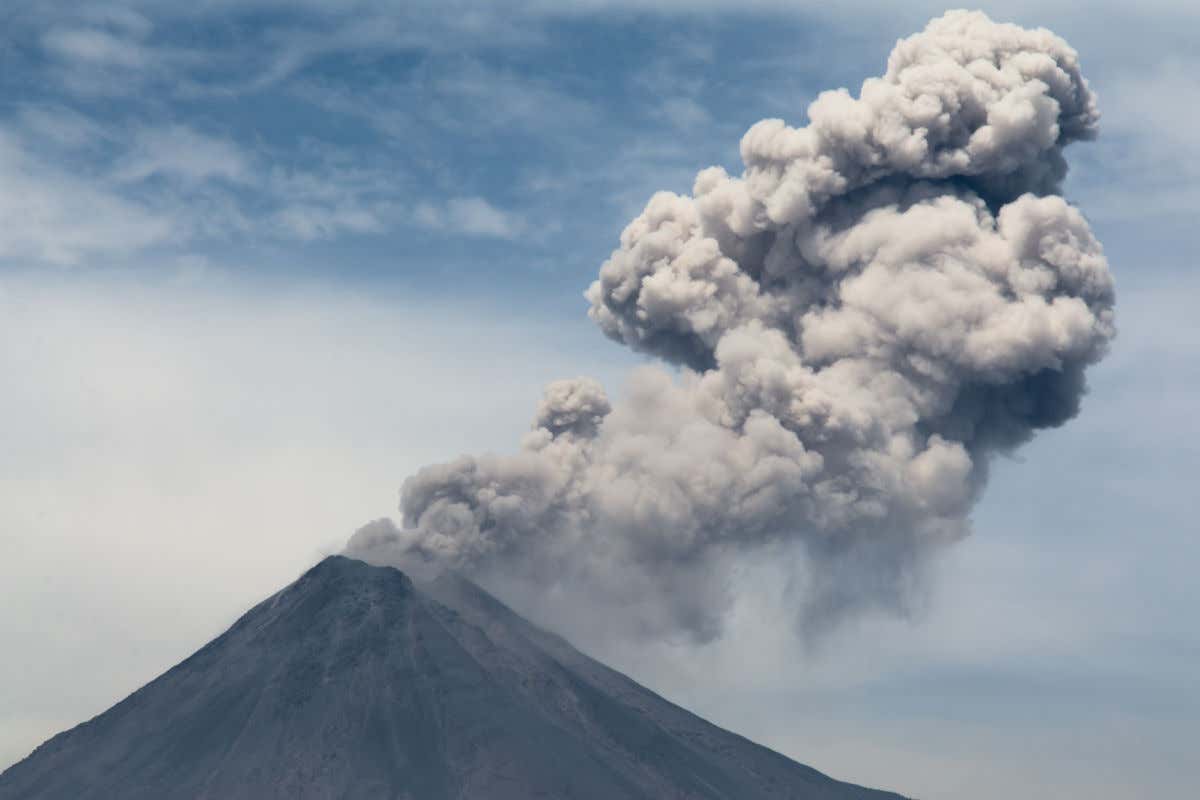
[[1, 557, 908, 799]]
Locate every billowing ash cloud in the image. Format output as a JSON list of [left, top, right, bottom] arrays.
[[348, 11, 1115, 641]]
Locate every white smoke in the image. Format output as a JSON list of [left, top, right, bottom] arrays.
[[347, 10, 1115, 641]]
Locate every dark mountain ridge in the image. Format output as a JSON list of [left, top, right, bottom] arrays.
[[0, 556, 908, 799]]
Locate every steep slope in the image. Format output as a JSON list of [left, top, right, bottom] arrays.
[[0, 556, 908, 800]]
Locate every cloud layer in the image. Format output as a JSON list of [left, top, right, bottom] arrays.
[[348, 11, 1116, 640]]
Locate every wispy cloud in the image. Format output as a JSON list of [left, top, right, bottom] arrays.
[[414, 197, 526, 240], [0, 132, 173, 265], [15, 104, 114, 150], [42, 27, 148, 68], [657, 96, 712, 130], [113, 125, 253, 184], [273, 203, 389, 241], [1072, 57, 1200, 222], [0, 110, 412, 261]]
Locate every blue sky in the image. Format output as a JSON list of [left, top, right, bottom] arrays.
[[1, 2, 1197, 797]]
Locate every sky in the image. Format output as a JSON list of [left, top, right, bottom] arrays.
[[1, 1, 1197, 798]]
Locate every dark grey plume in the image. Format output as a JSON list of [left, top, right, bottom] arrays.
[[348, 10, 1115, 641]]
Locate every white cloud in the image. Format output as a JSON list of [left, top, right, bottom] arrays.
[[41, 27, 148, 69], [78, 5, 154, 37], [16, 105, 113, 150], [0, 133, 173, 265], [293, 57, 597, 147], [414, 196, 525, 239], [658, 96, 712, 130], [112, 125, 254, 184], [272, 202, 388, 240], [0, 110, 409, 261]]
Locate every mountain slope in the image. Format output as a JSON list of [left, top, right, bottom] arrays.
[[0, 556, 908, 799]]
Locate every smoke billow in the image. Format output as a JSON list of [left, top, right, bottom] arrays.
[[347, 11, 1115, 641]]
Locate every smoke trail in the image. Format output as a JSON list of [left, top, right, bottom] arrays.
[[348, 10, 1115, 641]]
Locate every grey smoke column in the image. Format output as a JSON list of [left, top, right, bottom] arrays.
[[348, 11, 1115, 640]]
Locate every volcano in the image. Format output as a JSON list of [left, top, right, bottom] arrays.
[[0, 556, 907, 799]]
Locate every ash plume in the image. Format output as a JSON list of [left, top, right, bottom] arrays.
[[348, 11, 1115, 641]]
